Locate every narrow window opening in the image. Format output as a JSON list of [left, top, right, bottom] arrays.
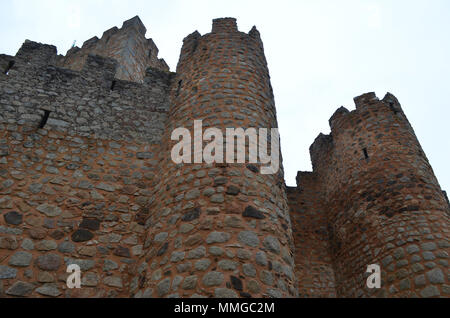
[[110, 80, 116, 91], [4, 61, 15, 75], [176, 80, 182, 97], [192, 41, 198, 53], [39, 110, 51, 129], [363, 148, 369, 159], [148, 49, 152, 58]]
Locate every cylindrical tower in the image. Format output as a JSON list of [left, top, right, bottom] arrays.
[[135, 18, 297, 298], [310, 92, 449, 297]]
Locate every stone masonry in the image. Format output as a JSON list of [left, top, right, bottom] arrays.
[[0, 16, 448, 298]]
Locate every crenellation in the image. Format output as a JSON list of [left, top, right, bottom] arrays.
[[353, 91, 379, 108], [82, 36, 100, 49], [212, 17, 238, 33], [122, 15, 147, 36], [0, 16, 448, 299], [15, 40, 57, 66]]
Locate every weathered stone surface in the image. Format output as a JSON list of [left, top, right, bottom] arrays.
[[426, 268, 445, 284], [187, 246, 206, 259], [215, 288, 238, 298], [157, 278, 171, 296], [103, 259, 119, 272], [58, 241, 75, 254], [0, 236, 19, 250], [255, 251, 268, 266], [35, 254, 61, 271], [6, 281, 34, 297], [114, 246, 131, 258], [36, 284, 61, 297], [104, 276, 123, 288], [206, 232, 231, 244], [238, 231, 259, 247], [202, 271, 224, 287], [181, 207, 201, 222], [0, 265, 17, 279], [182, 275, 198, 290], [82, 272, 99, 287], [37, 204, 62, 217], [195, 259, 211, 271], [218, 260, 238, 271], [226, 186, 240, 196], [420, 285, 440, 297], [36, 240, 57, 251], [9, 251, 33, 267], [263, 236, 280, 254]]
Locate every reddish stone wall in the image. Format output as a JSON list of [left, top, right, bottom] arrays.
[[0, 126, 160, 297], [303, 92, 450, 297], [1, 16, 449, 299], [287, 173, 336, 298], [135, 18, 297, 299]]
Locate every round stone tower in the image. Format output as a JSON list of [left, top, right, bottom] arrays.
[[135, 18, 297, 298], [310, 92, 449, 297]]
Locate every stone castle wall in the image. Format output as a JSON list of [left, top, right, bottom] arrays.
[[0, 34, 172, 297], [0, 17, 448, 298]]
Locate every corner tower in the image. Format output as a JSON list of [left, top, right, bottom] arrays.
[[135, 18, 298, 298], [298, 92, 449, 297]]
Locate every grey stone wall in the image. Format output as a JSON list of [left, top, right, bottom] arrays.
[[1, 41, 174, 144]]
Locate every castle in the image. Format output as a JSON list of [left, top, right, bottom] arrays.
[[0, 16, 448, 298]]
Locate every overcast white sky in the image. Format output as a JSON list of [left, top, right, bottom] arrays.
[[1, 0, 449, 192]]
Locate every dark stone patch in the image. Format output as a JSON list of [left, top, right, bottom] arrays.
[[114, 246, 131, 258], [71, 229, 94, 242], [226, 186, 240, 196], [137, 152, 153, 159], [243, 206, 266, 219], [182, 207, 201, 222], [240, 292, 252, 298], [246, 164, 259, 173], [230, 276, 243, 291], [157, 242, 169, 256], [79, 218, 100, 231], [214, 177, 228, 186], [4, 211, 23, 225], [66, 164, 79, 170], [50, 230, 65, 240]]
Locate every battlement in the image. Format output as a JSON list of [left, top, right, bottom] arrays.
[[0, 40, 172, 143], [15, 40, 57, 66], [122, 15, 147, 36], [328, 92, 405, 133], [58, 15, 169, 82], [212, 17, 238, 33]]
